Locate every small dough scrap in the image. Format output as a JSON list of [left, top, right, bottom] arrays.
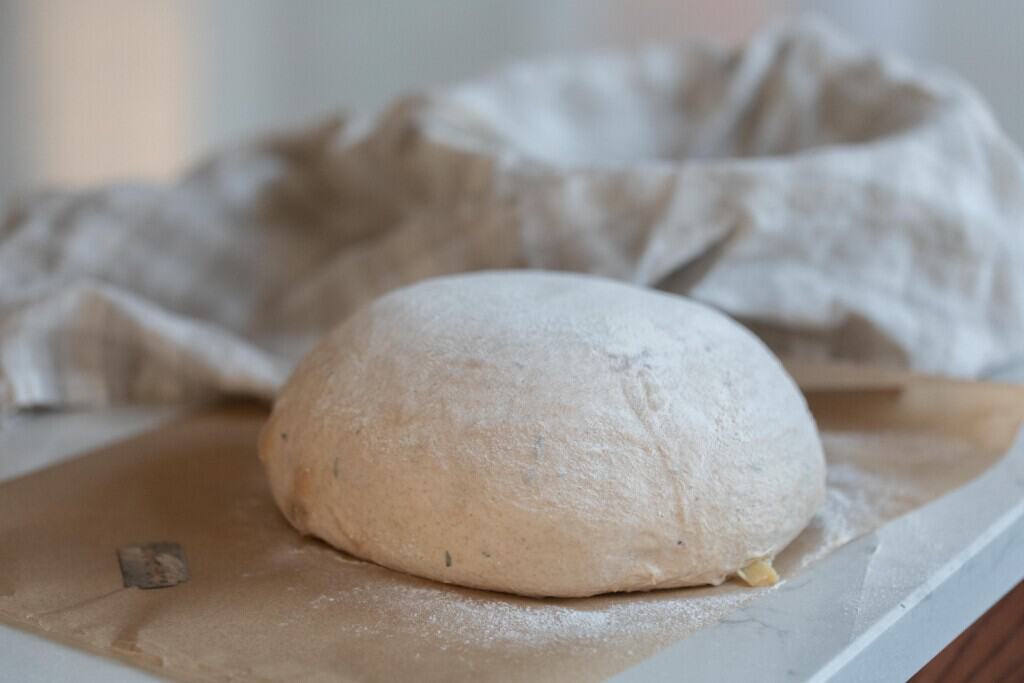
[[260, 271, 826, 597], [737, 560, 780, 587]]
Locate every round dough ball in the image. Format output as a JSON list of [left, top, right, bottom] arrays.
[[259, 271, 825, 597]]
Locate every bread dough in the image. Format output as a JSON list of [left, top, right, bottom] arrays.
[[259, 271, 825, 597]]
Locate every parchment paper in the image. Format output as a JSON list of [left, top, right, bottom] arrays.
[[2, 367, 1024, 682]]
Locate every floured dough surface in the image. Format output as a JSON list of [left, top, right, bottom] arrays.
[[259, 271, 825, 597]]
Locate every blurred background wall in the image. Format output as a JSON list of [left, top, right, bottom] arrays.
[[0, 0, 1021, 210]]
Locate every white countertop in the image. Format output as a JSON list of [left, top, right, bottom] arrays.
[[2, 408, 1023, 682]]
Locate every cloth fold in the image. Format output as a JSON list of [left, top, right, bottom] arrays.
[[2, 18, 1023, 408]]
